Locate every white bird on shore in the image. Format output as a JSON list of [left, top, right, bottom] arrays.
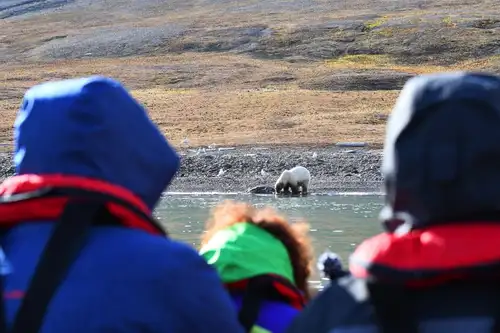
[[260, 169, 269, 177], [217, 168, 226, 177], [312, 152, 318, 159]]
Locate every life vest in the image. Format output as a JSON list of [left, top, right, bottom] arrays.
[[226, 274, 305, 332], [0, 174, 166, 333], [349, 223, 500, 333], [0, 174, 165, 235], [350, 223, 500, 287]]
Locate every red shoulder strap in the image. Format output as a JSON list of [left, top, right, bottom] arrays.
[[226, 275, 305, 310]]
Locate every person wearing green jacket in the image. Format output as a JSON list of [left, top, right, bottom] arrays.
[[199, 201, 314, 333]]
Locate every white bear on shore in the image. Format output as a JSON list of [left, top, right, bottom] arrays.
[[275, 166, 311, 195]]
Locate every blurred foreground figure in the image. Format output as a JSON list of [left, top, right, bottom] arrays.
[[316, 251, 347, 281], [199, 200, 314, 333], [0, 76, 243, 333], [287, 72, 500, 333]]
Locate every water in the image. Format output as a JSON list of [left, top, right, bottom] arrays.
[[156, 193, 384, 271]]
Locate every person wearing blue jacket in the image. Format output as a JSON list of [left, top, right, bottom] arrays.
[[286, 72, 500, 333], [0, 76, 245, 333]]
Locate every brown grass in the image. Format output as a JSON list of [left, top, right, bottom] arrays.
[[2, 0, 500, 148], [133, 88, 396, 147], [2, 52, 500, 148]]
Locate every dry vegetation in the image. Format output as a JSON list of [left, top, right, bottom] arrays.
[[2, 0, 500, 147], [1, 54, 399, 146], [134, 87, 396, 147]]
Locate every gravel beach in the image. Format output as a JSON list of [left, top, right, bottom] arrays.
[[170, 145, 384, 193], [0, 146, 384, 193], [0, 153, 15, 180]]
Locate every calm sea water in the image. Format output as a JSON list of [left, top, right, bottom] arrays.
[[155, 193, 384, 280]]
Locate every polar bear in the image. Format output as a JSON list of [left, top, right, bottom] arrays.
[[275, 166, 311, 195]]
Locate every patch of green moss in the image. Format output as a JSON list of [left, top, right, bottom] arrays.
[[363, 16, 388, 32]]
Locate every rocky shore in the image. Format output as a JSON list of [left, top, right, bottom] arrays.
[[0, 147, 384, 193], [170, 146, 384, 193], [0, 153, 15, 180]]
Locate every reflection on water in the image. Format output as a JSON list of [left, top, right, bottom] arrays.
[[156, 193, 384, 266]]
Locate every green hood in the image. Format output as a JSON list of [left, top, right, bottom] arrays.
[[199, 222, 295, 285]]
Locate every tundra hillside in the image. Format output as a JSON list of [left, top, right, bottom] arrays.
[[1, 0, 499, 191]]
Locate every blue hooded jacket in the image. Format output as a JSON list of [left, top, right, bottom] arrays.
[[2, 76, 245, 333]]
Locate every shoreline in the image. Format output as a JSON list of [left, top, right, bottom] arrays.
[[0, 146, 385, 193], [170, 146, 383, 193]]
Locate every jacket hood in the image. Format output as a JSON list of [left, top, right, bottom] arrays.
[[381, 72, 500, 228], [199, 222, 295, 285], [14, 76, 179, 210]]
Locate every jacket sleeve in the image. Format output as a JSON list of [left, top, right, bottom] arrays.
[[286, 277, 362, 333], [165, 246, 246, 333]]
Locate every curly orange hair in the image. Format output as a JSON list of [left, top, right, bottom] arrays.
[[200, 200, 314, 299]]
